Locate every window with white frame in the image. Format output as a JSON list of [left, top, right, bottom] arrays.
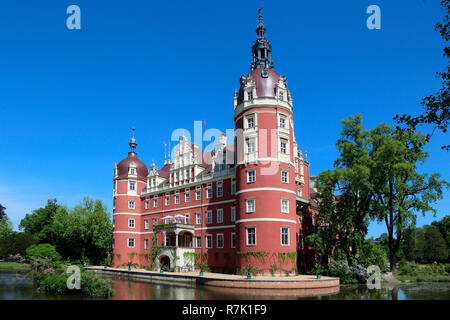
[[128, 219, 135, 228], [279, 91, 284, 101], [246, 227, 256, 246], [128, 201, 135, 209], [129, 182, 136, 191], [247, 90, 253, 101], [231, 207, 236, 222], [185, 213, 190, 225], [246, 114, 255, 129], [185, 188, 190, 202], [165, 193, 170, 205], [206, 184, 213, 199], [144, 238, 149, 250], [280, 140, 287, 154], [144, 219, 149, 229], [206, 235, 212, 248], [216, 181, 223, 197], [246, 198, 255, 213], [186, 169, 190, 180], [281, 227, 289, 246], [196, 236, 202, 248], [127, 238, 135, 248], [217, 234, 224, 248], [281, 170, 289, 183], [231, 232, 236, 248], [297, 188, 302, 197], [145, 199, 149, 209], [247, 169, 256, 183], [279, 116, 286, 128], [130, 168, 135, 175], [153, 196, 158, 208], [217, 209, 223, 223], [206, 211, 212, 224], [247, 139, 256, 153], [231, 180, 236, 194], [113, 219, 116, 228], [195, 212, 202, 225], [153, 218, 158, 226], [281, 199, 289, 213], [113, 198, 116, 210], [174, 191, 180, 204], [195, 186, 201, 200]]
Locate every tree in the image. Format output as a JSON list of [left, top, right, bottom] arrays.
[[314, 114, 374, 266], [19, 199, 67, 244], [394, 0, 449, 150], [424, 225, 448, 263], [0, 204, 6, 221], [432, 215, 450, 253], [370, 125, 449, 271]]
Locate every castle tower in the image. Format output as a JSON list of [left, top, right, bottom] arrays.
[[112, 128, 149, 267], [234, 9, 301, 275]]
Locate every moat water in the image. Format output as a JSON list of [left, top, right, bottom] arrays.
[[0, 271, 449, 300]]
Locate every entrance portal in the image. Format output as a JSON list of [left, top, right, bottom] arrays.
[[159, 255, 171, 271]]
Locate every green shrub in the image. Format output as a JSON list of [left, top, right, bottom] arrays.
[[398, 261, 417, 275], [26, 244, 61, 263]]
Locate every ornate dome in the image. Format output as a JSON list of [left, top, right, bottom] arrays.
[[116, 128, 148, 180], [238, 67, 281, 104]]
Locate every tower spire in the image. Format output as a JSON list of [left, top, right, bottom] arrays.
[[251, 7, 274, 71], [129, 126, 137, 154]]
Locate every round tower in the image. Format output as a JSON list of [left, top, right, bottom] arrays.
[[112, 128, 148, 267], [234, 9, 299, 275]]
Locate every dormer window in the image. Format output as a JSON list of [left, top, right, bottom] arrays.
[[130, 168, 135, 175], [279, 91, 284, 101], [247, 91, 253, 101]]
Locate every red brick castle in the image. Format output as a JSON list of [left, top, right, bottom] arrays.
[[112, 9, 318, 275]]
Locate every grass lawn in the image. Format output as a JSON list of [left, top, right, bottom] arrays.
[[394, 274, 450, 283], [0, 261, 31, 272]]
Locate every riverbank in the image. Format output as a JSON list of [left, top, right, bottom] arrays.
[[85, 266, 340, 290], [0, 262, 31, 272]]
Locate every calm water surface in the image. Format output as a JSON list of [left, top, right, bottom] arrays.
[[0, 272, 448, 300]]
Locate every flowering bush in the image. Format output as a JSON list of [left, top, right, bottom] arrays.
[[328, 260, 369, 284]]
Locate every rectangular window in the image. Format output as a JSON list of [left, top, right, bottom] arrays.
[[185, 188, 190, 202], [144, 219, 149, 229], [112, 238, 115, 249], [113, 199, 116, 210], [216, 181, 223, 197], [206, 184, 213, 199], [186, 169, 190, 180], [128, 219, 135, 228], [206, 211, 213, 224], [247, 170, 256, 183], [231, 180, 236, 194], [246, 227, 256, 246], [113, 219, 116, 228], [281, 170, 289, 183], [217, 234, 224, 248], [196, 186, 201, 200], [165, 193, 170, 205], [153, 196, 158, 208], [185, 213, 190, 225], [174, 191, 180, 204], [280, 141, 287, 154], [196, 236, 202, 248], [195, 212, 202, 225], [281, 227, 289, 246], [247, 140, 255, 153], [279, 117, 286, 128], [128, 201, 135, 209], [247, 91, 253, 101], [128, 238, 135, 248], [231, 233, 236, 248], [231, 207, 236, 222], [153, 218, 158, 227], [281, 199, 289, 213], [145, 199, 150, 209], [130, 168, 135, 175], [246, 199, 255, 213], [206, 235, 212, 248], [279, 91, 284, 101], [217, 209, 223, 223], [129, 182, 136, 191], [297, 188, 302, 197], [144, 238, 149, 250], [247, 115, 255, 128]]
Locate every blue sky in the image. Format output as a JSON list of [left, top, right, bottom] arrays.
[[0, 0, 448, 238]]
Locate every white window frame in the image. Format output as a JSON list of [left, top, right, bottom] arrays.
[[129, 181, 136, 191], [153, 218, 158, 227], [196, 236, 202, 248], [281, 199, 289, 214], [206, 210, 213, 224], [231, 180, 236, 194], [145, 199, 150, 209], [185, 188, 190, 202], [281, 170, 289, 184], [281, 227, 290, 246], [280, 141, 287, 154], [206, 235, 213, 248], [246, 227, 256, 246], [153, 196, 158, 208], [128, 218, 135, 228], [127, 238, 135, 248], [279, 116, 286, 128], [128, 200, 135, 209], [246, 114, 255, 129], [247, 169, 256, 183], [144, 238, 149, 250], [246, 198, 255, 213], [247, 139, 256, 153], [185, 213, 190, 225], [231, 206, 236, 222], [216, 181, 223, 197], [174, 191, 180, 204], [144, 219, 149, 230], [231, 232, 236, 248], [165, 192, 170, 206], [206, 183, 213, 199], [195, 212, 202, 225]]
